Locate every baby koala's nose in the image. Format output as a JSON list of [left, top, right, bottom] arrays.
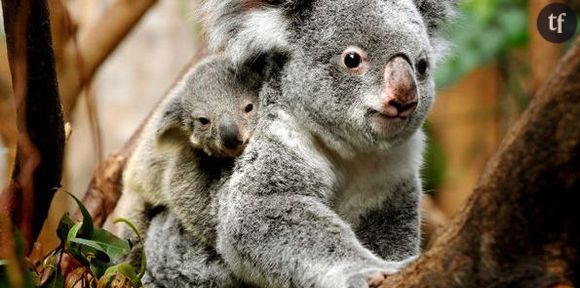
[[219, 118, 243, 150], [382, 56, 418, 118]]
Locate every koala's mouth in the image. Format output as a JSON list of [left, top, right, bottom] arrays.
[[366, 109, 409, 137], [367, 109, 410, 121], [219, 146, 245, 158], [208, 141, 247, 158]]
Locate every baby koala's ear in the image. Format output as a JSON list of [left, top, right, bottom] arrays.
[[154, 96, 189, 148]]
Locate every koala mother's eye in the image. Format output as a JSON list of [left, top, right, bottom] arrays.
[[344, 52, 361, 68], [416, 58, 429, 79], [340, 47, 368, 74]]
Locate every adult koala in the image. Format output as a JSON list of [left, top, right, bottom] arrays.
[[195, 0, 455, 287]]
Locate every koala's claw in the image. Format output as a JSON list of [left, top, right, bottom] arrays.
[[366, 257, 419, 288], [367, 272, 388, 288]]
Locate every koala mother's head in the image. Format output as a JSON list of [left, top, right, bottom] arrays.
[[204, 0, 455, 152]]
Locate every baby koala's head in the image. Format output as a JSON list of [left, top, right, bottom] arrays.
[[155, 54, 276, 158]]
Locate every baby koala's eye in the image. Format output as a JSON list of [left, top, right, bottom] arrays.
[[244, 103, 254, 113], [198, 117, 210, 126], [340, 47, 368, 75]]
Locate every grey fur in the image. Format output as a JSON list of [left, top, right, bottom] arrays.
[[118, 54, 270, 286], [120, 53, 265, 236], [132, 0, 456, 287], [142, 209, 252, 288], [196, 0, 456, 287]]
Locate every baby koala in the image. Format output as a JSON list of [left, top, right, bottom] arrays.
[[120, 53, 270, 245]]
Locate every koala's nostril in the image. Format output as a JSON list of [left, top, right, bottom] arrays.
[[397, 101, 418, 117], [389, 100, 404, 113], [384, 99, 418, 118]]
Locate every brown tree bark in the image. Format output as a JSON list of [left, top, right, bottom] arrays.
[[1, 0, 157, 185], [378, 37, 580, 288], [0, 0, 65, 253]]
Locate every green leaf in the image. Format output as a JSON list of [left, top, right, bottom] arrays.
[[39, 268, 63, 288], [91, 227, 132, 259], [102, 262, 142, 287], [114, 218, 146, 280], [113, 218, 142, 243], [70, 238, 125, 262], [66, 223, 89, 266], [56, 213, 76, 242], [90, 259, 111, 280], [69, 229, 130, 279], [66, 223, 82, 250], [67, 192, 94, 238]]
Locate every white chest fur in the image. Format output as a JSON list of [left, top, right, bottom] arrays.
[[270, 110, 425, 225], [331, 132, 425, 225]]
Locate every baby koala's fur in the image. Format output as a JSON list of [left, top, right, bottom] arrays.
[[141, 209, 252, 287], [119, 53, 269, 245]]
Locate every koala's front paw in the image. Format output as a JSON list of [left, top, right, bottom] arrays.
[[346, 257, 418, 288]]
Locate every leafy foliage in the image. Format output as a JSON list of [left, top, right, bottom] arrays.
[[0, 193, 145, 288], [436, 0, 528, 88]]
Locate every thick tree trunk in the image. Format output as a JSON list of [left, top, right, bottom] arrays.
[[0, 0, 65, 253], [379, 37, 580, 288]]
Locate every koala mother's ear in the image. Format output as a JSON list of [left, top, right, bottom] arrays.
[[413, 0, 457, 63], [201, 0, 306, 65], [414, 0, 457, 35]]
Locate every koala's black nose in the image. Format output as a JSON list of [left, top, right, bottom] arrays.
[[219, 118, 243, 150]]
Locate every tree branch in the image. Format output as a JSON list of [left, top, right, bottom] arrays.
[[58, 0, 158, 117], [0, 0, 65, 253], [380, 37, 580, 288]]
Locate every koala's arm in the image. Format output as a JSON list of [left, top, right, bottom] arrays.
[[217, 136, 405, 288], [354, 177, 422, 261]]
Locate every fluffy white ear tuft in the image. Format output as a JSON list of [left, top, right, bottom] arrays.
[[229, 8, 290, 64], [413, 0, 457, 64], [201, 0, 293, 65]]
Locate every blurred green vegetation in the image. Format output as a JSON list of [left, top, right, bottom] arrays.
[[425, 0, 531, 193], [435, 0, 529, 89]]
